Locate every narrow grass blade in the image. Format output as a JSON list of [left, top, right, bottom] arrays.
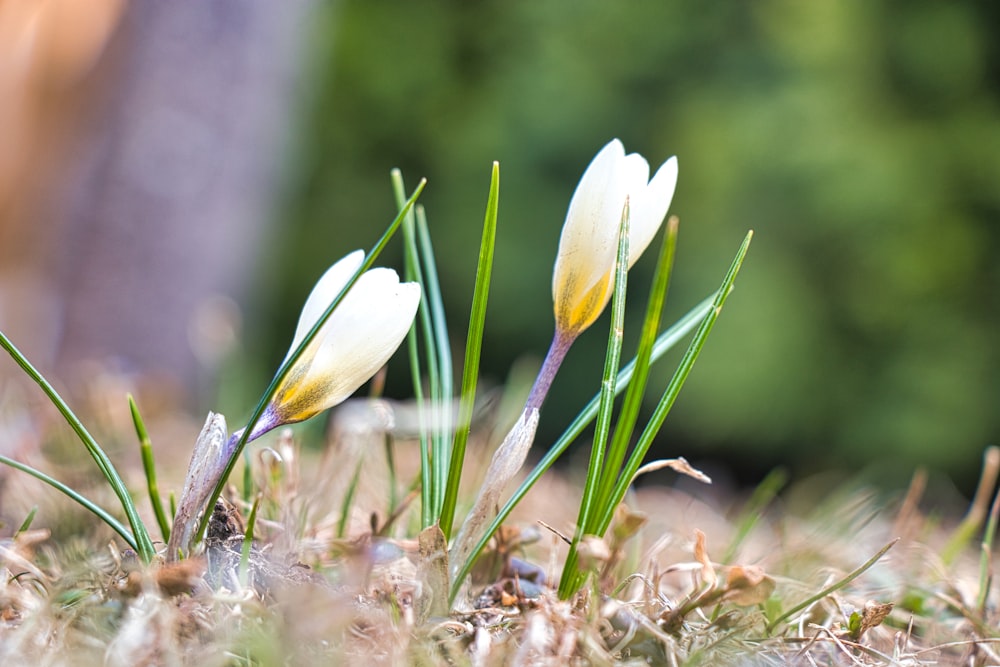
[[943, 446, 999, 565], [15, 506, 37, 536], [394, 183, 453, 528], [440, 162, 499, 540], [558, 201, 630, 598], [338, 457, 365, 539], [765, 538, 898, 634], [598, 230, 753, 539], [596, 217, 678, 518], [976, 486, 1000, 614], [394, 171, 436, 526], [449, 296, 714, 603], [239, 493, 262, 589], [418, 206, 454, 522], [0, 454, 138, 551], [721, 467, 787, 565], [404, 305, 431, 527], [0, 330, 155, 562], [384, 433, 398, 519], [129, 395, 171, 543], [195, 180, 426, 545]]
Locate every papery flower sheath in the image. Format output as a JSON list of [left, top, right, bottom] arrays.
[[247, 250, 420, 441], [552, 139, 678, 337]]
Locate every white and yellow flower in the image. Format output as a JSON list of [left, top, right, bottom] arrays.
[[453, 141, 679, 576], [247, 250, 420, 441], [552, 138, 678, 338]]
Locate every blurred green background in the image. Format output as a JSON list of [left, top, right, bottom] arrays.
[[248, 0, 999, 492]]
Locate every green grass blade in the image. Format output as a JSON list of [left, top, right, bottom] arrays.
[[417, 206, 454, 523], [721, 467, 787, 565], [242, 450, 253, 503], [598, 230, 753, 539], [195, 179, 426, 545], [129, 395, 171, 543], [393, 171, 436, 527], [0, 330, 155, 562], [0, 454, 138, 551], [765, 538, 898, 634], [439, 162, 499, 540], [449, 296, 713, 603], [15, 506, 38, 536], [383, 433, 398, 521], [338, 458, 365, 539], [558, 202, 630, 598], [976, 486, 1000, 613], [942, 446, 999, 565], [239, 493, 262, 589], [595, 217, 678, 519]]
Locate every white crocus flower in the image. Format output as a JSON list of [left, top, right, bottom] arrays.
[[246, 250, 421, 442], [552, 138, 678, 338], [453, 140, 679, 585]]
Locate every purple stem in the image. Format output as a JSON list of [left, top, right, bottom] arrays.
[[525, 329, 576, 413], [225, 405, 281, 462]]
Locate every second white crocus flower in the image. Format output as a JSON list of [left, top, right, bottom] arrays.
[[246, 250, 421, 442], [452, 140, 678, 584], [553, 138, 678, 338]]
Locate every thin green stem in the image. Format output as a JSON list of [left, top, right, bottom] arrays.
[[384, 432, 398, 521], [765, 538, 898, 634], [440, 162, 499, 539], [0, 454, 138, 551], [338, 457, 365, 539], [595, 217, 678, 519], [129, 395, 171, 543], [943, 446, 999, 565], [0, 330, 155, 563], [598, 231, 753, 541], [239, 493, 262, 589], [976, 486, 1000, 614], [417, 207, 454, 520], [394, 171, 435, 527], [721, 467, 787, 565], [559, 202, 630, 598], [15, 507, 38, 536]]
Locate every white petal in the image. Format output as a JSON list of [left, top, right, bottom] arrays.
[[628, 156, 678, 268], [302, 269, 421, 410], [550, 140, 679, 337], [284, 250, 365, 363], [621, 152, 651, 195], [552, 139, 629, 300]]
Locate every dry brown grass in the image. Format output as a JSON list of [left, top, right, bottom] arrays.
[[1, 397, 998, 666]]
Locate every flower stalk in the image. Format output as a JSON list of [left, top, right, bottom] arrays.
[[450, 140, 677, 580]]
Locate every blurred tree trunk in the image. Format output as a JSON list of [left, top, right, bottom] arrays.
[[0, 0, 310, 418]]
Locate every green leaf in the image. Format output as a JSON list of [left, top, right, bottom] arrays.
[[0, 454, 138, 551], [597, 231, 754, 540], [595, 217, 678, 525], [239, 493, 263, 589], [130, 394, 171, 543], [0, 330, 155, 562], [440, 162, 499, 539]]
